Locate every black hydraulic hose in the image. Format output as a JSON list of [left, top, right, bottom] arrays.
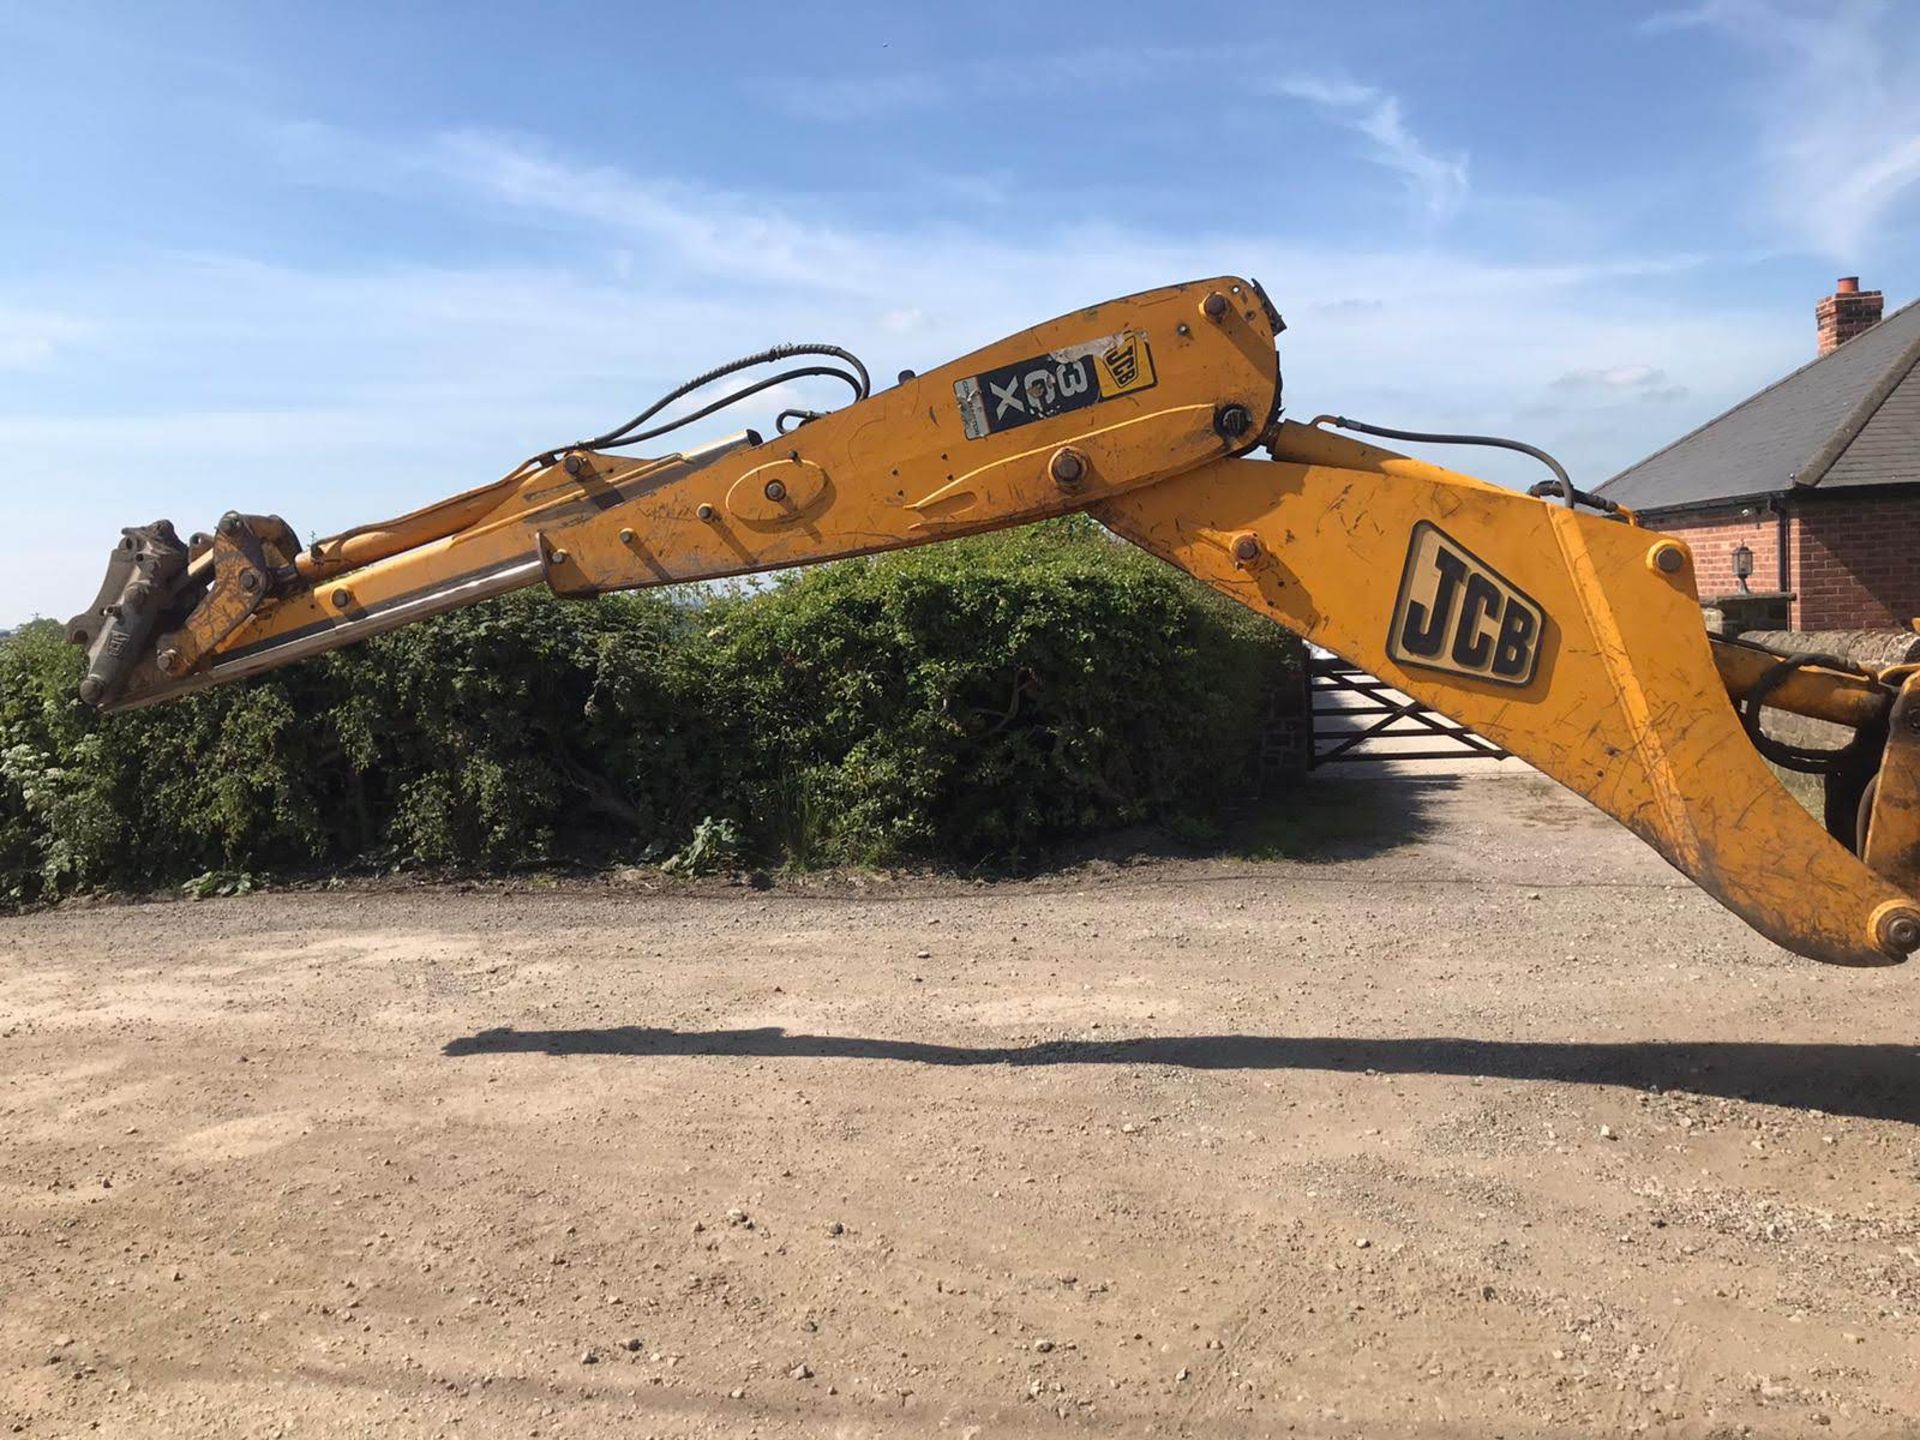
[[1312, 414, 1599, 512], [582, 365, 866, 450], [1738, 652, 1881, 774], [578, 343, 871, 451]]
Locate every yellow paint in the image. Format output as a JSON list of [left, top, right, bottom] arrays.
[[1094, 422, 1919, 967], [174, 276, 1277, 691], [92, 275, 1920, 966]]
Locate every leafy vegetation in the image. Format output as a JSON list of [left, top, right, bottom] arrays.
[[0, 519, 1299, 903]]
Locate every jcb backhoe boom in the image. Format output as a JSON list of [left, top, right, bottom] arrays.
[[68, 276, 1920, 967]]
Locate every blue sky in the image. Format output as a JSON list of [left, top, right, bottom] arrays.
[[2, 0, 1916, 625]]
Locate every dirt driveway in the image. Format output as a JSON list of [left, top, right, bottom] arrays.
[[4, 770, 1919, 1437]]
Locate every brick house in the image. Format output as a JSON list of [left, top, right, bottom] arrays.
[[1596, 280, 1920, 631]]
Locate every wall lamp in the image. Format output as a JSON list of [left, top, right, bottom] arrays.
[[1732, 542, 1753, 594]]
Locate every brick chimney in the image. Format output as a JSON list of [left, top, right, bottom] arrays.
[[1817, 276, 1884, 356]]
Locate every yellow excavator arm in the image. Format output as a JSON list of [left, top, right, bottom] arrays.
[[67, 276, 1920, 967]]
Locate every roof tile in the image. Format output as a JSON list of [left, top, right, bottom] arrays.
[[1597, 298, 1920, 510]]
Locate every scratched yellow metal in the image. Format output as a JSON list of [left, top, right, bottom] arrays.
[[1863, 674, 1920, 897], [192, 276, 1278, 675], [1091, 420, 1920, 967], [1708, 640, 1888, 731], [99, 278, 1920, 966]]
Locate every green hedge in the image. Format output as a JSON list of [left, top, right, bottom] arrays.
[[0, 519, 1299, 903]]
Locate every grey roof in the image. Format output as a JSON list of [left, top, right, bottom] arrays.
[[1597, 296, 1920, 511]]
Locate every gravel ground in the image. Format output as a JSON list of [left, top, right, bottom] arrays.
[[4, 769, 1920, 1438]]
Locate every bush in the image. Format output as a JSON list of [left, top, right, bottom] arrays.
[[0, 519, 1299, 902]]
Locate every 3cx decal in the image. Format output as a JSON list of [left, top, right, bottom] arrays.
[[953, 331, 1157, 440], [1387, 522, 1544, 687]]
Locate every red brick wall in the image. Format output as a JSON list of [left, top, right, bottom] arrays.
[[1646, 494, 1920, 631], [1794, 495, 1920, 630], [1643, 505, 1785, 611]]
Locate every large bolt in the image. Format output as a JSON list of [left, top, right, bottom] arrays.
[[1651, 543, 1686, 574], [1215, 404, 1254, 440], [764, 479, 788, 502], [618, 528, 636, 545], [1231, 531, 1262, 563], [697, 503, 716, 522], [1877, 906, 1920, 957], [157, 648, 183, 676], [239, 571, 261, 593], [1049, 447, 1088, 488], [564, 454, 583, 477], [1202, 291, 1230, 323], [78, 676, 104, 707], [331, 587, 353, 611], [219, 512, 242, 537], [551, 549, 570, 566]]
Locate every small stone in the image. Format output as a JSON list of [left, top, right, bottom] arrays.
[[580, 1349, 599, 1365], [1033, 1339, 1054, 1353], [1176, 1367, 1191, 1382], [1526, 891, 1542, 900], [54, 1336, 73, 1349], [1599, 1125, 1616, 1140], [729, 1387, 745, 1400], [726, 1207, 749, 1226], [691, 1221, 705, 1234], [789, 1363, 813, 1380], [1355, 1237, 1371, 1249], [914, 950, 931, 960], [1120, 1123, 1141, 1135], [827, 1221, 844, 1236], [1843, 1332, 1863, 1344], [623, 1337, 643, 1352]]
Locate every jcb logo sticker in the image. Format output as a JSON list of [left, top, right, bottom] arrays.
[[954, 331, 1157, 440], [1388, 523, 1543, 687], [1095, 335, 1150, 394]]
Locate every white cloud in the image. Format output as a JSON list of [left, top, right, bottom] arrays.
[[1548, 363, 1689, 404], [1636, 2, 1731, 34], [1645, 0, 1920, 257], [0, 306, 91, 369], [879, 307, 930, 334], [1269, 76, 1470, 224], [758, 44, 1210, 123], [760, 71, 952, 122]]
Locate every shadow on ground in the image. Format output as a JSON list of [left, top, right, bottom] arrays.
[[443, 1026, 1920, 1124], [1230, 773, 1457, 862], [1046, 773, 1458, 872]]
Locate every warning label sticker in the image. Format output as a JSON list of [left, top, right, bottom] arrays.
[[953, 331, 1157, 440]]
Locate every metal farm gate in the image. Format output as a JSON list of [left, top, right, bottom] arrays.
[[1308, 656, 1509, 767]]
